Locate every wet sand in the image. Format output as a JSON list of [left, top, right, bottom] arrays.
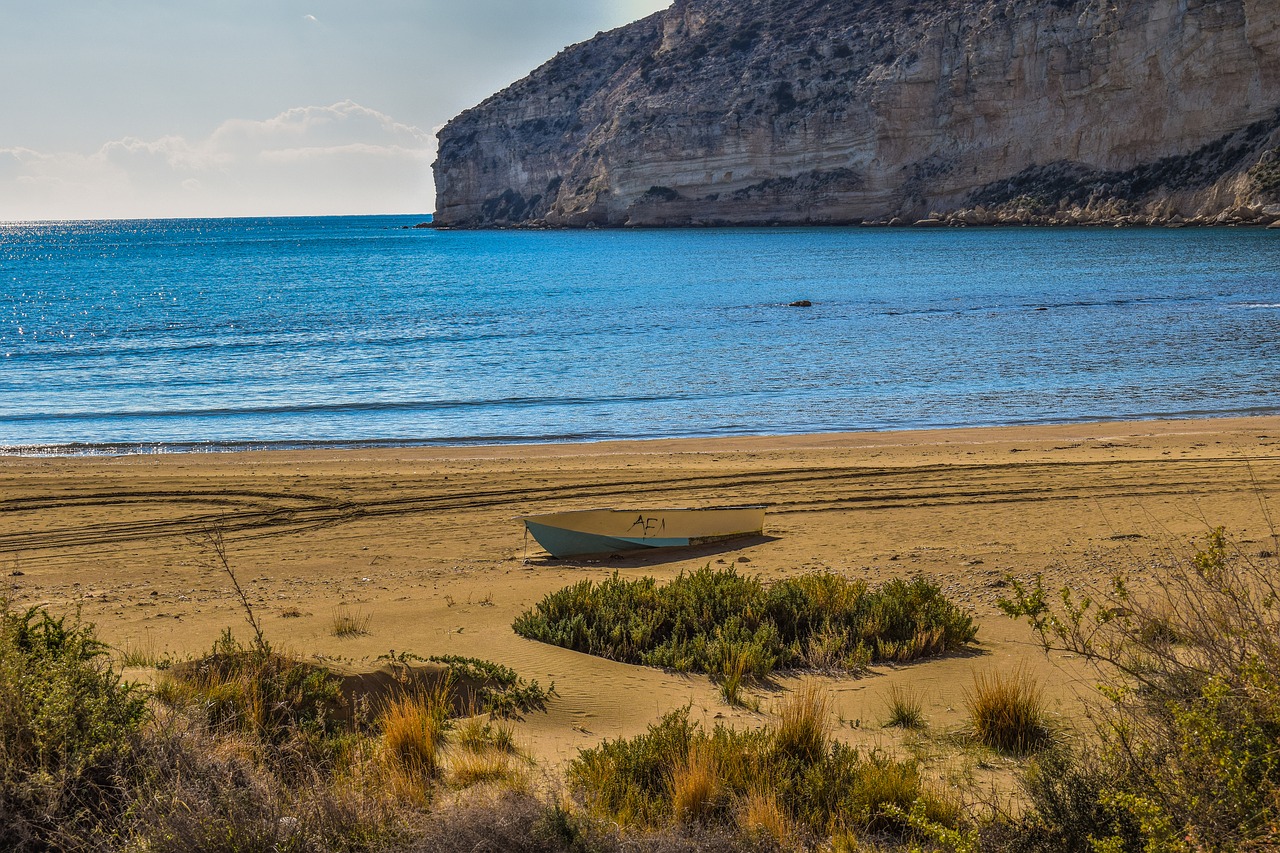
[[4, 417, 1279, 771]]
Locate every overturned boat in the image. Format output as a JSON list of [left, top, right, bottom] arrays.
[[521, 505, 766, 559]]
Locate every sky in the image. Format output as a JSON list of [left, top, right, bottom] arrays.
[[0, 1, 670, 220]]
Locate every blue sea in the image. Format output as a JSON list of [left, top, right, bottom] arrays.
[[2, 215, 1279, 455]]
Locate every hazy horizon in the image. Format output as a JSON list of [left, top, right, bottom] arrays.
[[0, 1, 669, 221]]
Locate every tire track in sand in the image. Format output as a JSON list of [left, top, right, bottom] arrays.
[[2, 454, 1276, 558]]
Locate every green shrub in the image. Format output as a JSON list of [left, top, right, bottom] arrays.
[[1000, 528, 1280, 851], [568, 697, 941, 839], [157, 628, 344, 749], [0, 604, 149, 849], [424, 654, 556, 718], [997, 747, 1143, 853], [514, 567, 976, 678]]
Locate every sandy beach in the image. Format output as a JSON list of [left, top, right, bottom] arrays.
[[4, 416, 1279, 772]]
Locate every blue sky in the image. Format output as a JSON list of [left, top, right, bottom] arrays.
[[0, 1, 668, 220]]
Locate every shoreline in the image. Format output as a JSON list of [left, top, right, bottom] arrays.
[[6, 411, 1280, 459], [4, 414, 1279, 768]]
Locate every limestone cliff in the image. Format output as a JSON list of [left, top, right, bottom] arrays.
[[432, 0, 1280, 228]]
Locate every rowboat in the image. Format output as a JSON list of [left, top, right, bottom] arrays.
[[520, 505, 766, 559]]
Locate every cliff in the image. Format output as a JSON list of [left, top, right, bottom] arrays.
[[432, 0, 1280, 228]]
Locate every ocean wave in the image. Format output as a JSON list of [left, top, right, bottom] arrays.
[[0, 392, 707, 424]]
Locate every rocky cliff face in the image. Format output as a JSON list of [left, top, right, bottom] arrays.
[[433, 0, 1280, 228]]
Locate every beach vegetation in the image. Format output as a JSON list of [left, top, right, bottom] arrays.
[[380, 682, 451, 780], [381, 652, 556, 719], [567, 685, 956, 842], [17, 521, 1280, 851], [964, 667, 1051, 755], [156, 627, 346, 750], [881, 683, 926, 730], [717, 646, 751, 707], [448, 744, 527, 790], [0, 602, 149, 849], [116, 629, 172, 668], [455, 712, 518, 755], [512, 566, 976, 679], [332, 603, 372, 637], [998, 526, 1280, 851]]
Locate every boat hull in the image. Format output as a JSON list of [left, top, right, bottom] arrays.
[[521, 506, 766, 559]]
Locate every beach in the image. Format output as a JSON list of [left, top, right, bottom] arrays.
[[4, 416, 1279, 771]]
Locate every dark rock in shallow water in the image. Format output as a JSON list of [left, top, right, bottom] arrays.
[[788, 300, 813, 308]]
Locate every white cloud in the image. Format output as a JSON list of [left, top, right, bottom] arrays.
[[0, 101, 435, 220]]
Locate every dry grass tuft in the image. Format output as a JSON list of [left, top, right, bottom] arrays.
[[735, 786, 791, 844], [881, 683, 925, 730], [117, 632, 166, 668], [718, 649, 749, 707], [455, 712, 517, 755], [331, 603, 371, 637], [449, 747, 526, 790], [669, 741, 721, 824], [381, 686, 450, 781], [772, 679, 833, 762], [965, 667, 1051, 754]]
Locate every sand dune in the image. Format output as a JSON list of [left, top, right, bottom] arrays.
[[4, 417, 1279, 770]]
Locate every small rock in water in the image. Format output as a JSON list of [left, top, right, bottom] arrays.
[[788, 300, 813, 307]]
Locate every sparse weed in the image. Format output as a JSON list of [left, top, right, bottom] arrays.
[[455, 712, 519, 755], [332, 603, 372, 637], [449, 747, 526, 789], [718, 648, 749, 707], [882, 683, 926, 730], [118, 631, 169, 668]]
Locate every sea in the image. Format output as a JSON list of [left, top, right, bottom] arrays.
[[2, 215, 1279, 455]]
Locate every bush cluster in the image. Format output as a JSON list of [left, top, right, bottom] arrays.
[[0, 605, 149, 849], [9, 526, 1280, 852], [422, 654, 556, 718], [569, 684, 956, 844], [999, 528, 1280, 852], [513, 567, 976, 677], [158, 627, 344, 745], [0, 601, 557, 851]]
